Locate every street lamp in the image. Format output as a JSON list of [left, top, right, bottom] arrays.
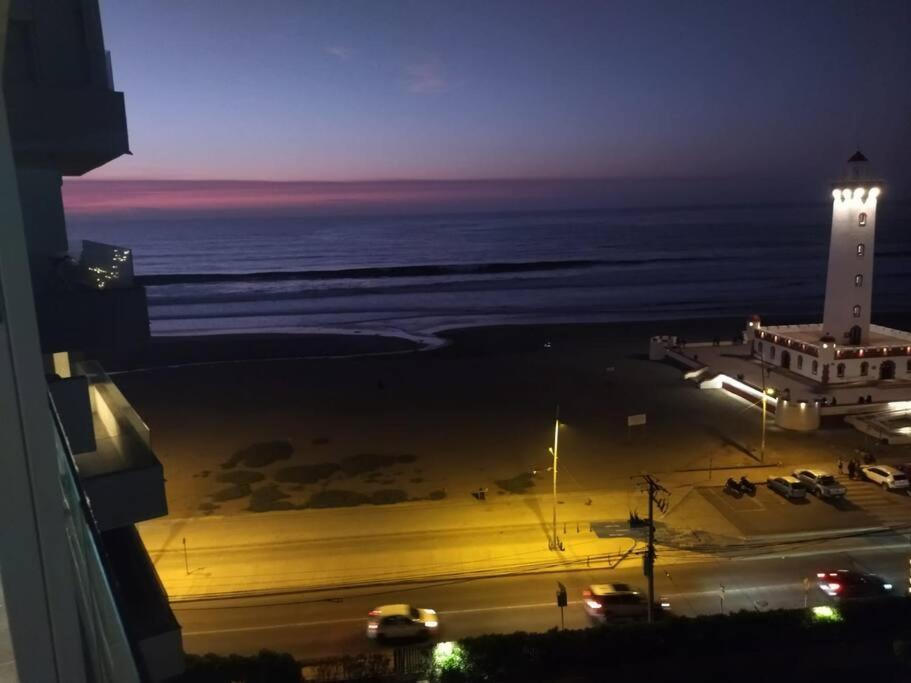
[[760, 369, 774, 462], [548, 405, 563, 551]]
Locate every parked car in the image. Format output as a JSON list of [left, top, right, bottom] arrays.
[[859, 465, 910, 491], [816, 569, 893, 600], [793, 469, 846, 498], [582, 583, 670, 622], [766, 475, 808, 499], [366, 604, 439, 640]]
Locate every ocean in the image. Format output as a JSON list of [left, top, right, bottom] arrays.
[[67, 203, 911, 342]]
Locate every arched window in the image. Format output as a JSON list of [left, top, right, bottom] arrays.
[[858, 212, 867, 227], [797, 355, 804, 370], [857, 243, 865, 257], [837, 363, 846, 378], [812, 360, 818, 375], [855, 274, 863, 287], [860, 361, 869, 376], [853, 305, 861, 318]]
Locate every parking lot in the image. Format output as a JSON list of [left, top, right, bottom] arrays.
[[695, 476, 911, 538]]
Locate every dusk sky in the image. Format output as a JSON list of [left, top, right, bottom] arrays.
[[66, 0, 911, 214]]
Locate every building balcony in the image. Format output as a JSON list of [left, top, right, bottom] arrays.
[[51, 359, 168, 531], [4, 84, 129, 175], [52, 396, 183, 682]]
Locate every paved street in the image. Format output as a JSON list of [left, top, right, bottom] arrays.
[[175, 541, 911, 662]]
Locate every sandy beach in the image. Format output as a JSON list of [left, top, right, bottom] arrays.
[[113, 317, 880, 520]]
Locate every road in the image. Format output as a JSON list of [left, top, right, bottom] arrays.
[[175, 542, 911, 661]]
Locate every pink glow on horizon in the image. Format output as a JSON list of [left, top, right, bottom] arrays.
[[61, 178, 603, 216]]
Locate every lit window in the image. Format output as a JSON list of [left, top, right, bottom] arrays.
[[853, 305, 861, 318], [837, 363, 845, 378], [857, 243, 865, 257], [854, 274, 863, 287], [812, 360, 818, 375], [858, 212, 867, 227], [860, 361, 869, 376], [797, 355, 804, 370]]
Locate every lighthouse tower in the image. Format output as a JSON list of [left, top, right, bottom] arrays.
[[822, 151, 882, 346]]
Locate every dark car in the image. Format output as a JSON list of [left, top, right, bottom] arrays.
[[816, 569, 893, 600]]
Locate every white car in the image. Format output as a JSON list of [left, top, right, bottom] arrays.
[[793, 469, 846, 498], [366, 604, 439, 640], [582, 583, 669, 622], [860, 465, 910, 491], [766, 475, 807, 499]]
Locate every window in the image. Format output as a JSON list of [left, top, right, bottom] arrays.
[[812, 360, 818, 375], [857, 243, 865, 257], [837, 363, 845, 378], [853, 305, 861, 318], [860, 361, 869, 376], [770, 346, 776, 360], [858, 212, 867, 227], [907, 359, 911, 374], [797, 355, 804, 370], [855, 274, 863, 287], [757, 341, 763, 353]]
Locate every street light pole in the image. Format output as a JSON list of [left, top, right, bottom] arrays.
[[760, 361, 769, 463], [551, 405, 561, 551]]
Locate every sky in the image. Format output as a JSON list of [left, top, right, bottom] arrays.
[[67, 0, 911, 214]]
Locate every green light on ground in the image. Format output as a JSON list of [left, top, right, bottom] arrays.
[[811, 605, 841, 621], [433, 641, 466, 673]]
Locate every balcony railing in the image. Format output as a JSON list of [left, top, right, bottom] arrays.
[[52, 402, 144, 683]]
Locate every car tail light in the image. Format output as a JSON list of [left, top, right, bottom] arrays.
[[368, 610, 380, 617], [584, 598, 602, 610], [425, 620, 439, 628], [816, 573, 825, 578]]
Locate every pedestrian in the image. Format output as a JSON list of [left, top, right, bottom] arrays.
[[848, 460, 856, 480], [837, 457, 844, 474]]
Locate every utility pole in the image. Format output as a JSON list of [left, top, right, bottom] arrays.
[[760, 360, 767, 463], [549, 405, 563, 551], [634, 473, 669, 624]]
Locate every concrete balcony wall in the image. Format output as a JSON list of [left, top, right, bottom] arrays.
[[63, 360, 168, 531], [5, 85, 129, 175], [101, 526, 184, 683]]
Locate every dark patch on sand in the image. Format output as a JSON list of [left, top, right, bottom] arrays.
[[495, 472, 536, 494], [249, 484, 294, 512], [273, 463, 340, 484], [211, 483, 252, 502], [306, 488, 412, 508], [339, 453, 417, 477], [427, 489, 446, 500], [221, 440, 294, 470], [216, 470, 265, 485], [198, 502, 219, 514]]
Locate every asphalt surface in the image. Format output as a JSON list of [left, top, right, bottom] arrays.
[[175, 541, 911, 661]]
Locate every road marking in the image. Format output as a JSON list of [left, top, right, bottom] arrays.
[[182, 600, 585, 637]]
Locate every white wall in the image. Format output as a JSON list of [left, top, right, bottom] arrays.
[[822, 186, 880, 344]]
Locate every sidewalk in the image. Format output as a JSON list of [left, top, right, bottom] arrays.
[[140, 486, 715, 600], [139, 460, 878, 601]]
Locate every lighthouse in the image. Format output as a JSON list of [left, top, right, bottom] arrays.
[[822, 151, 882, 346]]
